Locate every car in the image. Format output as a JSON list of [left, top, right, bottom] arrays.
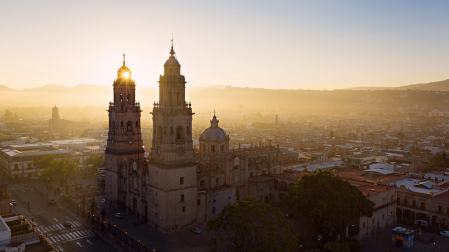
[[441, 230, 449, 237], [114, 213, 122, 218], [47, 199, 56, 205], [63, 221, 72, 228], [10, 200, 16, 205], [30, 176, 39, 179], [414, 219, 429, 227], [191, 228, 201, 234]]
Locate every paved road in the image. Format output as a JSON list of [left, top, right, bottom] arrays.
[[9, 184, 118, 252]]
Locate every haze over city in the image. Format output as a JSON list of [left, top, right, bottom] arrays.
[[2, 1, 449, 90]]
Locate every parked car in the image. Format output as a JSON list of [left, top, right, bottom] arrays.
[[63, 221, 72, 228], [47, 199, 56, 205], [191, 228, 201, 234], [440, 230, 449, 237], [10, 200, 16, 205], [414, 219, 429, 227], [114, 213, 122, 218], [30, 176, 39, 179]]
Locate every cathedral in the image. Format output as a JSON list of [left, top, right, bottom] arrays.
[[105, 44, 284, 233]]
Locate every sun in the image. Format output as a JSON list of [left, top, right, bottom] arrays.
[[123, 72, 130, 78]]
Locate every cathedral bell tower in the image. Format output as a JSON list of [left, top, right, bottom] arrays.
[[150, 43, 195, 165], [105, 54, 145, 211], [147, 43, 197, 232]]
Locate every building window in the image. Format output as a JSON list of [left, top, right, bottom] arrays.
[[216, 178, 220, 185], [391, 195, 393, 202], [180, 177, 184, 185], [250, 172, 253, 177], [382, 214, 385, 220], [200, 180, 205, 187], [363, 222, 366, 228], [421, 202, 425, 210], [177, 92, 180, 102], [181, 194, 184, 202], [168, 92, 172, 101], [202, 145, 205, 152], [182, 206, 186, 212], [212, 207, 215, 214], [197, 199, 201, 206], [211, 145, 215, 152], [221, 145, 224, 152], [412, 200, 416, 208], [438, 205, 442, 213]]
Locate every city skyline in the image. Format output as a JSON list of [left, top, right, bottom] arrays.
[[1, 1, 449, 91]]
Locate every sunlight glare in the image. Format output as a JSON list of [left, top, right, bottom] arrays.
[[123, 72, 130, 78]]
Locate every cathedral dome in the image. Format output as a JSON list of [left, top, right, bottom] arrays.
[[201, 114, 227, 142]]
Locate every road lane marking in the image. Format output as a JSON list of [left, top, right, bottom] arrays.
[[87, 240, 93, 245], [53, 218, 58, 222], [76, 242, 83, 247], [58, 246, 64, 251]]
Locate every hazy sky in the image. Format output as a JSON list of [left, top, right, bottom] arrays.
[[1, 1, 449, 90]]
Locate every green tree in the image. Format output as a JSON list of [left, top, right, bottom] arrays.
[[339, 237, 361, 252], [323, 242, 350, 252], [39, 157, 78, 187], [33, 154, 56, 175], [83, 153, 105, 171], [395, 131, 405, 140], [208, 199, 298, 252], [283, 170, 374, 237]]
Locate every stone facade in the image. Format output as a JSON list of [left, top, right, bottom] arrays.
[[105, 45, 284, 233]]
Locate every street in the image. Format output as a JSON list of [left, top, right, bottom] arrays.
[[8, 182, 121, 252]]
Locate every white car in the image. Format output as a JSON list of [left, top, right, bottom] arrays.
[[414, 219, 429, 227], [10, 200, 16, 205], [114, 213, 122, 218], [440, 230, 449, 237], [191, 228, 201, 234]]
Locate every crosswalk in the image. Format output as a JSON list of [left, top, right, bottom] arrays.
[[36, 221, 82, 233], [7, 184, 26, 190], [47, 229, 94, 243]]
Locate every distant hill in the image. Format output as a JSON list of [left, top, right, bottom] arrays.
[[0, 84, 17, 92], [346, 79, 449, 91]]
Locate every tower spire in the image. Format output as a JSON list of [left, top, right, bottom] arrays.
[[170, 36, 175, 56], [123, 53, 126, 66]]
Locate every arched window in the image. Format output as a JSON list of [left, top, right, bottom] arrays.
[[177, 92, 181, 102], [176, 126, 182, 140], [157, 126, 162, 139], [168, 92, 172, 102], [127, 121, 132, 132], [127, 93, 130, 102]]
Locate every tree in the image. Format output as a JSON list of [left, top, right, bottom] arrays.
[[207, 199, 298, 252], [33, 154, 56, 175], [37, 155, 77, 187], [395, 131, 405, 140], [83, 153, 105, 171], [323, 242, 350, 252], [339, 237, 361, 252], [283, 170, 374, 237]]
